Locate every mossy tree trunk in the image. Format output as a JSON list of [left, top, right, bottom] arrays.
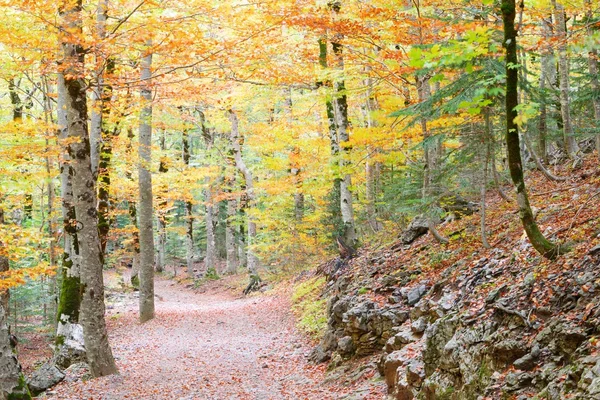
[[60, 0, 117, 378], [501, 0, 562, 259], [318, 38, 344, 241], [329, 1, 357, 249], [56, 72, 82, 342]]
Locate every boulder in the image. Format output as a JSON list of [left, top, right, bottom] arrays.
[[55, 322, 86, 369], [337, 336, 355, 356], [400, 216, 429, 245], [407, 285, 428, 306], [27, 362, 65, 395]]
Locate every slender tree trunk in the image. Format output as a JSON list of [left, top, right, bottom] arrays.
[[586, 2, 600, 154], [0, 209, 8, 314], [363, 69, 382, 233], [538, 17, 555, 165], [225, 198, 238, 275], [228, 111, 260, 280], [182, 129, 194, 276], [138, 40, 155, 323], [329, 4, 356, 248], [155, 130, 168, 274], [318, 38, 344, 239], [481, 110, 492, 249], [237, 209, 247, 270], [417, 75, 436, 199], [501, 0, 563, 259], [60, 0, 117, 377], [551, 0, 579, 159], [123, 128, 141, 284], [204, 189, 217, 274]]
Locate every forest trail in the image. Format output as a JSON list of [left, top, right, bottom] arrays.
[[51, 276, 343, 400]]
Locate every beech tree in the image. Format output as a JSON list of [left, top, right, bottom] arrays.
[[138, 40, 155, 323], [59, 0, 117, 377]]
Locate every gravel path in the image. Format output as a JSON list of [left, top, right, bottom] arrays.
[[52, 277, 337, 400]]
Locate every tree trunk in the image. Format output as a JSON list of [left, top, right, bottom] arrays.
[[481, 110, 492, 249], [237, 209, 247, 270], [56, 72, 82, 342], [586, 2, 600, 154], [204, 189, 217, 274], [155, 130, 168, 274], [0, 304, 31, 399], [417, 75, 437, 199], [60, 0, 117, 377], [228, 111, 260, 279], [501, 0, 562, 259], [138, 40, 155, 323], [551, 0, 579, 159], [182, 129, 194, 276], [318, 38, 344, 239], [0, 209, 8, 313], [538, 17, 555, 165], [329, 4, 356, 248], [225, 198, 238, 275]]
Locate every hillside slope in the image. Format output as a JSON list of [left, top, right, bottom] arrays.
[[308, 157, 600, 399]]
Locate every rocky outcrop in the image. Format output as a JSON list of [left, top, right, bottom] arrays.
[[309, 238, 600, 399]]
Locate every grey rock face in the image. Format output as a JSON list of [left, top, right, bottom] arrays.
[[27, 362, 65, 395], [407, 285, 428, 306]]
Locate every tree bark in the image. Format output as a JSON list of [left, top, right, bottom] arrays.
[[138, 40, 155, 323], [481, 110, 492, 249], [0, 304, 31, 399], [501, 0, 562, 259], [155, 130, 168, 274], [60, 0, 117, 377], [181, 129, 194, 276], [318, 38, 344, 239], [329, 3, 356, 248], [586, 1, 600, 154], [56, 72, 82, 342], [204, 189, 217, 274], [538, 17, 555, 165], [225, 198, 238, 275], [551, 0, 579, 159], [228, 111, 260, 278]]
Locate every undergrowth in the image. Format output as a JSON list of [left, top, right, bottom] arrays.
[[291, 277, 327, 340]]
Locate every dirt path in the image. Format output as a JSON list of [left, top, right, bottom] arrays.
[[52, 277, 343, 400]]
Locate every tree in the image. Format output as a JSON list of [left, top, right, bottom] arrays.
[[501, 0, 563, 259], [138, 39, 155, 323], [59, 0, 117, 377]]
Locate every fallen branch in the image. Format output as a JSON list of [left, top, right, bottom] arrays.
[[428, 219, 449, 244], [532, 185, 579, 197], [524, 134, 568, 182], [568, 191, 600, 231]]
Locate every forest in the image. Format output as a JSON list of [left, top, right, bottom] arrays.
[[0, 0, 599, 399]]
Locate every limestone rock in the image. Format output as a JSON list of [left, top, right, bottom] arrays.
[[27, 362, 65, 395]]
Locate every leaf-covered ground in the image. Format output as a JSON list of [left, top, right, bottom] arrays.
[[49, 276, 382, 399]]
